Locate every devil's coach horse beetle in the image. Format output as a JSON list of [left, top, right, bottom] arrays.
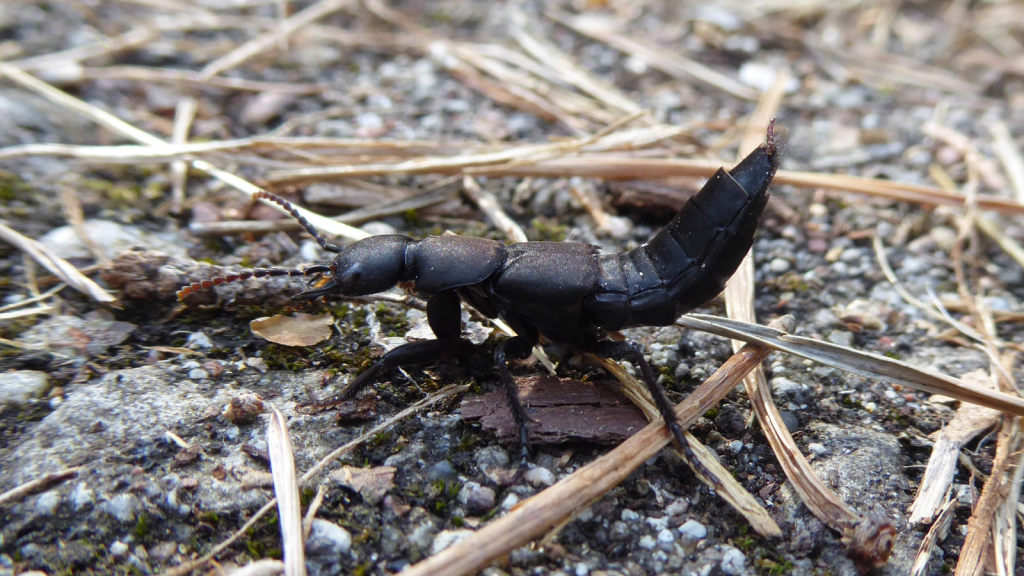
[[179, 121, 780, 467]]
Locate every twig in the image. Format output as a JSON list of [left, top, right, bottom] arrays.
[[461, 176, 528, 243], [170, 98, 198, 216], [908, 375, 1000, 524], [403, 343, 773, 576], [954, 415, 1024, 576], [0, 222, 117, 303], [0, 467, 84, 507]]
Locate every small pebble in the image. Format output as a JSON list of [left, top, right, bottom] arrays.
[[110, 541, 129, 557], [678, 519, 707, 541], [720, 547, 747, 575], [523, 467, 555, 487], [637, 535, 657, 550], [425, 460, 459, 483], [431, 529, 474, 555], [306, 519, 351, 556], [620, 509, 640, 522], [828, 331, 854, 347], [768, 258, 790, 273], [187, 369, 209, 380], [664, 499, 688, 517], [0, 371, 49, 406], [458, 482, 496, 514], [808, 442, 828, 455], [728, 440, 743, 454], [574, 562, 590, 576], [657, 528, 675, 544], [778, 411, 800, 433]]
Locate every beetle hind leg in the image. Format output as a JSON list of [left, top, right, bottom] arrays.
[[494, 327, 539, 468], [592, 340, 720, 486]]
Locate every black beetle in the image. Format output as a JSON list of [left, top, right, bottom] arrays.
[[180, 121, 780, 463]]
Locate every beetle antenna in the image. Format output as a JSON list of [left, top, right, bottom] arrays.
[[177, 266, 327, 301], [253, 191, 342, 253]]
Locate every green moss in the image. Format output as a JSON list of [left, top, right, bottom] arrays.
[[133, 513, 151, 539], [529, 217, 568, 242]]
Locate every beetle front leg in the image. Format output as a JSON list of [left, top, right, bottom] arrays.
[[494, 328, 538, 466], [593, 340, 720, 486], [340, 290, 462, 398]]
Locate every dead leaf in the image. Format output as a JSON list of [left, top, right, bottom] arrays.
[[329, 465, 397, 504], [250, 313, 334, 346]]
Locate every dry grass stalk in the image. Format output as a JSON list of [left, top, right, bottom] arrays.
[[987, 120, 1024, 202], [79, 66, 327, 94], [0, 137, 474, 162], [548, 10, 758, 101], [911, 495, 956, 576], [170, 97, 198, 216], [266, 125, 686, 184], [726, 91, 894, 569], [11, 26, 158, 72], [0, 62, 368, 242], [508, 17, 643, 117], [266, 404, 306, 576], [157, 385, 468, 576], [0, 284, 64, 315], [403, 343, 773, 576], [0, 222, 117, 303], [461, 176, 528, 243], [955, 415, 1024, 576], [0, 466, 83, 507], [301, 484, 327, 541], [592, 355, 782, 537], [228, 559, 286, 576], [907, 374, 1001, 524], [199, 0, 354, 79], [676, 314, 1024, 417], [58, 184, 108, 265], [873, 234, 986, 343]]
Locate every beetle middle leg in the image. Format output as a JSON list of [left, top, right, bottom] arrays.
[[592, 340, 718, 484], [340, 289, 463, 399]]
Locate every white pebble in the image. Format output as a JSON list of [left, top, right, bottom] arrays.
[[721, 547, 747, 575], [620, 509, 640, 522], [110, 541, 129, 557], [637, 535, 657, 550], [523, 467, 555, 487], [768, 258, 790, 273], [678, 519, 707, 541], [657, 528, 675, 544], [431, 529, 474, 555]]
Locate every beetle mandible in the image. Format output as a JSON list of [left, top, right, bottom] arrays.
[[179, 121, 780, 464]]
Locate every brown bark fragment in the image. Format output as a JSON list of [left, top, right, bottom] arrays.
[[460, 375, 648, 445]]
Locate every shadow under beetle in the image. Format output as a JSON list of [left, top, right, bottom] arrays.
[[179, 121, 781, 465]]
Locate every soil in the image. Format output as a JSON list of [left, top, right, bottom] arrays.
[[1, 2, 1022, 576]]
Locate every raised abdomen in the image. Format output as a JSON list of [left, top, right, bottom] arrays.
[[584, 141, 779, 330]]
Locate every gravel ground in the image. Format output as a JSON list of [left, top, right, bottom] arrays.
[[1, 2, 1023, 575]]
